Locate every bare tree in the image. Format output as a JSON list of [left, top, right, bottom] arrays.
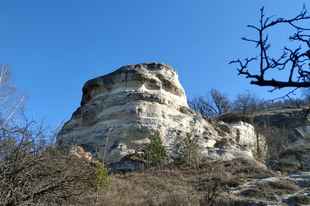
[[233, 89, 258, 114], [302, 87, 310, 104], [209, 88, 231, 116], [0, 118, 88, 205], [0, 61, 89, 205], [230, 5, 310, 96], [188, 88, 231, 117], [188, 95, 210, 116], [0, 61, 26, 126]]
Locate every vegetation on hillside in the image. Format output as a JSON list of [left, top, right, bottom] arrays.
[[1, 5, 310, 205], [188, 87, 310, 117], [179, 133, 200, 167], [0, 63, 90, 205], [142, 131, 166, 166]]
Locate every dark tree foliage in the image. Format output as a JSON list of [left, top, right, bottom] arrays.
[[230, 5, 310, 94]]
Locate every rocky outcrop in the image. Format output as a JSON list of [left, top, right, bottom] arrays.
[[215, 121, 267, 157], [218, 108, 310, 147], [69, 145, 93, 166], [58, 63, 264, 169], [230, 172, 310, 205], [218, 108, 310, 169]]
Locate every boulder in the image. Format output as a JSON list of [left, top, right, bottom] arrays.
[[69, 145, 93, 166], [58, 63, 263, 169]]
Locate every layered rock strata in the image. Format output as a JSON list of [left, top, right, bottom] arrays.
[[58, 63, 263, 169]]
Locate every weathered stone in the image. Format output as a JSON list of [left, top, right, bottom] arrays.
[[206, 139, 255, 161], [215, 121, 267, 157], [58, 63, 262, 169], [68, 145, 93, 166], [282, 194, 310, 206], [218, 108, 310, 147]]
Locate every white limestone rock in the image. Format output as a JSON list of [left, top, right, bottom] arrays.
[[58, 63, 261, 169], [206, 138, 255, 161], [216, 121, 267, 157], [218, 107, 310, 148]]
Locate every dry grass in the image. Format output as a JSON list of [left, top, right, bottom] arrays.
[[78, 166, 201, 206], [65, 158, 279, 206], [240, 179, 299, 201], [278, 145, 310, 171]]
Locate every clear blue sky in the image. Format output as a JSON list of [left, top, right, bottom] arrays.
[[0, 0, 309, 126]]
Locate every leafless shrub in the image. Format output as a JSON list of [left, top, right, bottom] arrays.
[[267, 179, 299, 195], [0, 61, 27, 127], [253, 122, 291, 160], [276, 145, 310, 172], [0, 118, 88, 205], [197, 162, 238, 206]]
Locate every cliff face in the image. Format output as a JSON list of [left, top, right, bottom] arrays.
[[58, 63, 263, 169], [218, 107, 310, 169], [218, 108, 310, 147]]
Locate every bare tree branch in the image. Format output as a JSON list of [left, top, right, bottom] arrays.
[[230, 5, 310, 92], [188, 88, 231, 117]]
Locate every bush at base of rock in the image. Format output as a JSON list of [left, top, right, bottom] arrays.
[[179, 133, 200, 166], [143, 131, 166, 166], [87, 162, 112, 188]]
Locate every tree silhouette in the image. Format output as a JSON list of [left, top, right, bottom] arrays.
[[188, 88, 230, 117], [230, 5, 310, 95]]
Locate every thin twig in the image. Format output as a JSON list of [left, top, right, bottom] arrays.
[[94, 125, 113, 206]]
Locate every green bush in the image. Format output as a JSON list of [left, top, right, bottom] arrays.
[[158, 183, 167, 193], [179, 133, 199, 166], [88, 162, 111, 188], [144, 131, 166, 165]]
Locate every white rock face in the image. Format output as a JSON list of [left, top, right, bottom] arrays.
[[216, 121, 266, 157], [58, 63, 262, 169]]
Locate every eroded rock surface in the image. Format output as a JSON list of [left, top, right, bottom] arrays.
[[215, 121, 267, 157], [58, 63, 263, 169], [230, 172, 310, 205], [218, 108, 310, 147], [218, 108, 310, 170]]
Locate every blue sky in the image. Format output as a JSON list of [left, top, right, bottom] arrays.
[[0, 0, 309, 125]]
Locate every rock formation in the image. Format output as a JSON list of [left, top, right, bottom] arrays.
[[218, 107, 310, 147], [58, 63, 264, 169], [218, 107, 310, 169], [230, 172, 310, 205], [215, 121, 266, 157]]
